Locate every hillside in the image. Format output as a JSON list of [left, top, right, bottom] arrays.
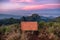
[[0, 14, 53, 25], [0, 14, 60, 40], [0, 22, 60, 40], [0, 14, 21, 19], [52, 16, 60, 22]]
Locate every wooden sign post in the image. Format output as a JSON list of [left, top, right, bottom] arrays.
[[21, 21, 38, 40], [21, 21, 38, 31]]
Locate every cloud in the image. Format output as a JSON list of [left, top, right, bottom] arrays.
[[0, 0, 60, 4], [0, 3, 22, 11], [9, 0, 60, 4], [0, 0, 9, 2], [22, 4, 60, 10], [0, 2, 60, 11], [10, 0, 34, 3]]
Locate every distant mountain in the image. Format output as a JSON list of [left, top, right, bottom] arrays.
[[52, 16, 60, 22], [0, 14, 55, 21], [0, 14, 56, 25], [0, 13, 55, 20], [20, 14, 53, 22], [0, 14, 21, 19]]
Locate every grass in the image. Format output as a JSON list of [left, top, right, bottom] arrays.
[[0, 22, 60, 40]]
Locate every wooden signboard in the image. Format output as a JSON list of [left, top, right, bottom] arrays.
[[21, 22, 38, 31]]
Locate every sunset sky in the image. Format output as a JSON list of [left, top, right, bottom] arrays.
[[0, 0, 60, 16]]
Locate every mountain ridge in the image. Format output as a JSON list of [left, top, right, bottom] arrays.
[[0, 14, 21, 19]]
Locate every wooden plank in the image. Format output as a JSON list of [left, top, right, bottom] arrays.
[[21, 21, 38, 31]]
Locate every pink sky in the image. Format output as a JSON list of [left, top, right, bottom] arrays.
[[10, 0, 34, 3], [22, 4, 60, 10], [0, 3, 60, 11], [0, 0, 60, 11]]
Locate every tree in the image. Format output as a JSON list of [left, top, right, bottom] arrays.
[[20, 16, 26, 21]]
